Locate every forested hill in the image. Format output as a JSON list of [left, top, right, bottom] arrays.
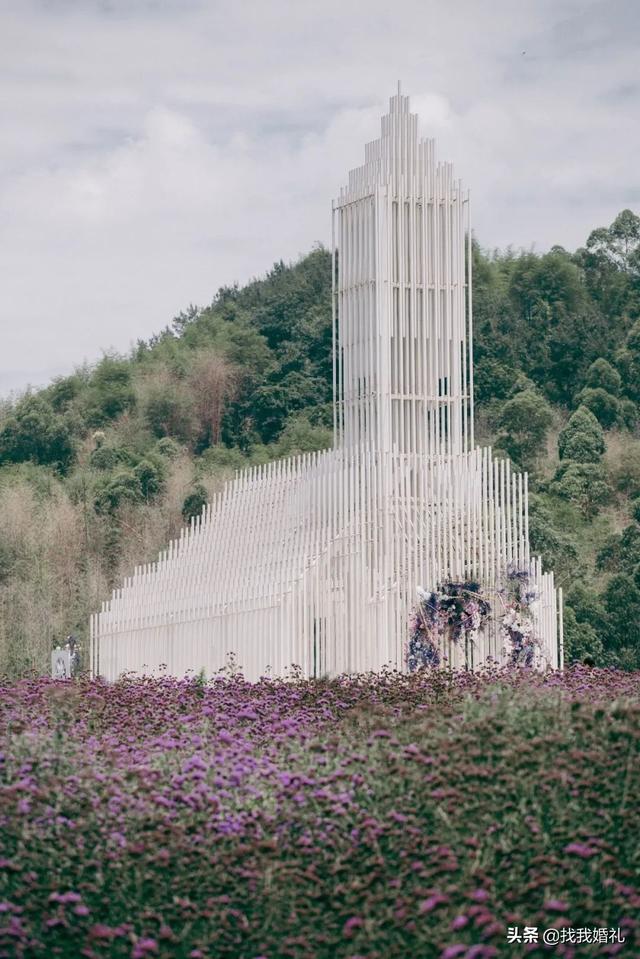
[[1, 211, 640, 677]]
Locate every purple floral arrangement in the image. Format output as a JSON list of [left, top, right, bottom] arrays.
[[500, 564, 540, 667], [408, 582, 492, 671]]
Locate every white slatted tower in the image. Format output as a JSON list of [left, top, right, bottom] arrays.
[[90, 89, 562, 680]]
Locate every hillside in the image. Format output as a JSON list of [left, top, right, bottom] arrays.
[[1, 211, 639, 677]]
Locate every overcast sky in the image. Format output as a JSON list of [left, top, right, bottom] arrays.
[[1, 0, 639, 396]]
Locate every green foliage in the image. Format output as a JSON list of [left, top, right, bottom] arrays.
[[603, 573, 640, 660], [558, 406, 605, 463], [469, 357, 516, 405], [94, 470, 142, 514], [610, 444, 640, 496], [562, 605, 604, 664], [83, 355, 135, 426], [585, 358, 621, 395], [275, 414, 333, 457], [565, 582, 607, 636], [133, 458, 165, 500], [137, 369, 195, 445], [586, 208, 640, 274], [577, 209, 640, 322], [182, 484, 208, 523], [153, 437, 182, 460], [0, 394, 75, 472], [552, 462, 612, 518], [574, 386, 620, 428], [527, 494, 579, 579], [47, 371, 87, 412], [596, 522, 640, 572], [495, 389, 553, 467], [618, 398, 638, 430], [90, 445, 119, 471], [199, 446, 248, 471]]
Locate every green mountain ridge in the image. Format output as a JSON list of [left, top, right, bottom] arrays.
[[1, 210, 640, 676]]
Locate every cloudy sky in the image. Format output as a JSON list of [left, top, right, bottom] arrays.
[[1, 0, 638, 396]]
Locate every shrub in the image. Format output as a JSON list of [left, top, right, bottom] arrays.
[[495, 389, 553, 467], [133, 458, 165, 500], [552, 462, 612, 517], [154, 437, 182, 460], [182, 484, 208, 523], [137, 368, 196, 445], [611, 443, 640, 495], [275, 414, 333, 457], [0, 395, 76, 472], [584, 357, 621, 395], [574, 387, 620, 429], [199, 446, 248, 471], [527, 494, 579, 578], [619, 398, 639, 431], [94, 470, 141, 513], [84, 355, 135, 426], [603, 572, 640, 653], [90, 445, 120, 471], [561, 605, 604, 665], [558, 406, 605, 462]]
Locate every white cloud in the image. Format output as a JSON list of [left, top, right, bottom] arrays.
[[0, 0, 638, 394]]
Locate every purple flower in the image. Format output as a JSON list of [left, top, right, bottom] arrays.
[[49, 891, 82, 905], [563, 842, 597, 859], [132, 937, 159, 958], [419, 894, 449, 913], [545, 899, 569, 912], [440, 946, 467, 959], [469, 889, 490, 902]]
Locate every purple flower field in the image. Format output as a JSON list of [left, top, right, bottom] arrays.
[[1, 667, 639, 958]]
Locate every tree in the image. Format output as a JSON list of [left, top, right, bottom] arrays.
[[182, 484, 208, 523], [137, 368, 196, 445], [133, 459, 164, 501], [603, 572, 640, 655], [618, 398, 638, 431], [506, 250, 605, 403], [0, 394, 75, 472], [586, 209, 640, 274], [90, 446, 120, 471], [496, 390, 553, 468], [615, 320, 640, 403], [558, 406, 605, 463], [188, 350, 240, 449], [552, 462, 612, 518], [577, 210, 640, 323], [584, 358, 621, 396], [565, 581, 607, 636], [275, 414, 332, 457], [473, 357, 518, 405], [84, 355, 135, 426], [596, 523, 640, 573], [574, 387, 620, 429], [562, 606, 604, 665], [527, 494, 579, 579], [94, 470, 141, 513]]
